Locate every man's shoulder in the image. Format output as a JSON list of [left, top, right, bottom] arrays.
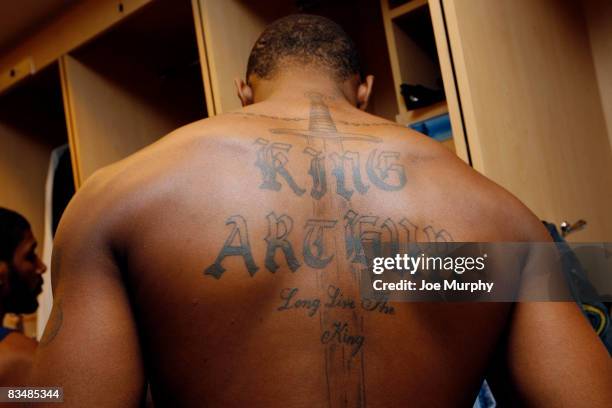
[[69, 112, 548, 243], [436, 156, 548, 241], [0, 332, 36, 355], [0, 334, 36, 386], [383, 131, 548, 242], [77, 117, 221, 197], [60, 116, 240, 234]]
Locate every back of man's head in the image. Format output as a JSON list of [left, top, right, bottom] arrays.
[[0, 208, 30, 263], [246, 14, 360, 83]]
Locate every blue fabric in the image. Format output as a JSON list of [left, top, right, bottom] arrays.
[[473, 380, 496, 408], [408, 113, 452, 141], [0, 326, 15, 341]]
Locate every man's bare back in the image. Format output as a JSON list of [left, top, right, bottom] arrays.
[[30, 14, 611, 407], [29, 91, 611, 407]]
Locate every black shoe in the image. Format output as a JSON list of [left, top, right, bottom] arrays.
[[400, 83, 445, 110]]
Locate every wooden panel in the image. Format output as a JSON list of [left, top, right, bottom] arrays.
[[0, 64, 68, 252], [0, 121, 51, 249], [61, 54, 181, 185], [381, 0, 442, 124], [381, 0, 465, 161], [392, 18, 439, 89], [0, 57, 34, 93], [582, 0, 612, 151], [389, 0, 427, 20], [191, 0, 217, 115], [60, 0, 206, 186], [0, 0, 71, 52], [402, 100, 447, 124], [428, 0, 469, 163], [381, 0, 409, 122], [0, 0, 151, 94], [444, 0, 612, 240], [196, 0, 294, 115], [59, 57, 82, 189]]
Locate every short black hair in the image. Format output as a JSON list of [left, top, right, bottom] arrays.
[[246, 14, 360, 81], [0, 207, 30, 262]]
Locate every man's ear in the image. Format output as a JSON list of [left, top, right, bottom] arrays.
[[234, 78, 254, 107], [357, 75, 374, 111]]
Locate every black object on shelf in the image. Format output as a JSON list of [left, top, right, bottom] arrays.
[[400, 83, 445, 110]]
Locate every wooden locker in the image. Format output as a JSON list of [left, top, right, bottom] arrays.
[[61, 0, 207, 186], [442, 0, 612, 240]]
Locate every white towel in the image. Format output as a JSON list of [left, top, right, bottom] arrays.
[[37, 144, 69, 340]]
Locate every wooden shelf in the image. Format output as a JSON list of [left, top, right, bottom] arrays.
[[398, 100, 452, 149], [62, 0, 206, 186], [397, 100, 447, 125], [389, 0, 428, 20], [0, 0, 152, 95], [0, 63, 70, 256]]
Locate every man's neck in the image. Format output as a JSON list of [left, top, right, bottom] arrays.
[[251, 71, 357, 108]]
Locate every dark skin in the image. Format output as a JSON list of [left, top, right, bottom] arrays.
[[30, 67, 612, 407], [0, 229, 46, 385]]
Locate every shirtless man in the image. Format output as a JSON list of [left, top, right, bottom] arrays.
[[30, 14, 611, 407], [0, 208, 46, 385]]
